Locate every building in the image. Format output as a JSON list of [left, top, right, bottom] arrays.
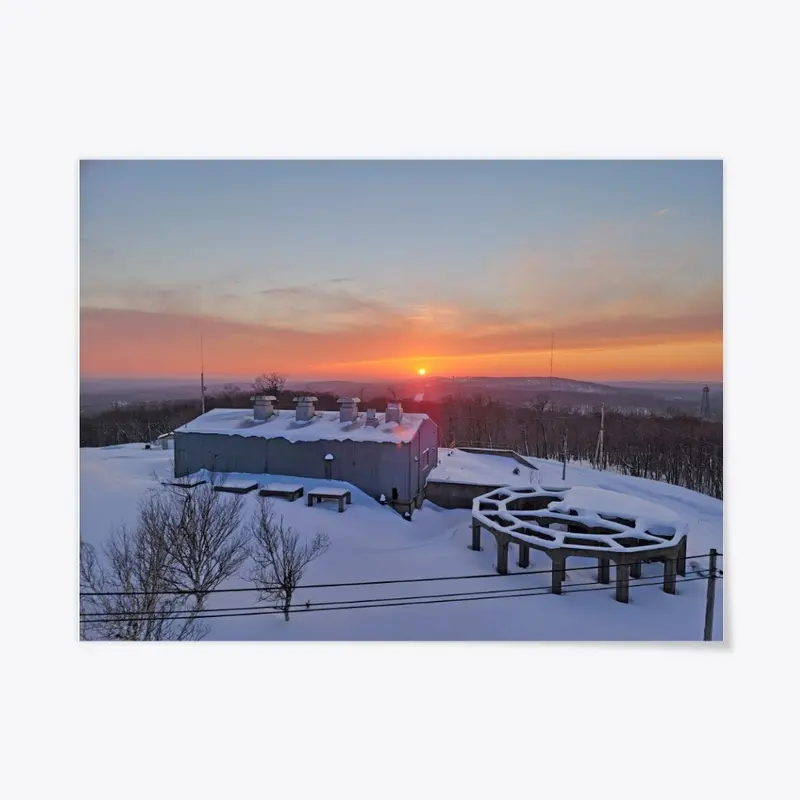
[[173, 396, 439, 511]]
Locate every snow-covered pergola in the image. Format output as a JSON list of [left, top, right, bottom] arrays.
[[471, 484, 689, 603]]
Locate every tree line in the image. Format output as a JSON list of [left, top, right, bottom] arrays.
[[79, 375, 722, 500]]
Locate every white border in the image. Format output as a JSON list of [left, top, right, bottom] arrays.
[[3, 0, 792, 797]]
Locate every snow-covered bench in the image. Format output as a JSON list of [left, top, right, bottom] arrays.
[[258, 483, 304, 502], [213, 479, 259, 495], [307, 486, 352, 513]]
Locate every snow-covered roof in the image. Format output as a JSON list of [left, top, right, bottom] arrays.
[[175, 407, 429, 445], [429, 448, 537, 486]]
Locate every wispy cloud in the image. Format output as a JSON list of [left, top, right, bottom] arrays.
[[655, 208, 671, 217]]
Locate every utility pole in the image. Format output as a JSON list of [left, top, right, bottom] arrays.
[[561, 426, 568, 481], [594, 403, 605, 470], [703, 548, 718, 641], [549, 332, 554, 393]]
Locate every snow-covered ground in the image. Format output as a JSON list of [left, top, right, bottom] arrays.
[[80, 445, 724, 641]]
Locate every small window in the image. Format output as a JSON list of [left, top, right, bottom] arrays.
[[423, 447, 431, 471]]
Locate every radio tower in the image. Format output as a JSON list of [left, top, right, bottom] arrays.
[[699, 385, 711, 419], [549, 332, 554, 392]]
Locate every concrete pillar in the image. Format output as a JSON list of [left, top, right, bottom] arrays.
[[518, 542, 530, 569], [663, 557, 677, 594], [615, 562, 630, 603], [470, 520, 482, 551], [551, 555, 565, 595], [496, 538, 509, 575], [597, 557, 610, 584], [630, 560, 642, 579], [676, 538, 687, 576]]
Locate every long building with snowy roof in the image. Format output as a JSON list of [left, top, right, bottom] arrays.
[[174, 395, 438, 510]]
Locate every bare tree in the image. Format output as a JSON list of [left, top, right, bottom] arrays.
[[247, 498, 330, 621], [253, 372, 287, 396], [79, 501, 206, 641], [156, 479, 249, 611], [219, 383, 242, 406]]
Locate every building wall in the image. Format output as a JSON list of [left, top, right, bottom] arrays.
[[175, 416, 440, 505], [174, 431, 268, 476], [424, 478, 508, 509]]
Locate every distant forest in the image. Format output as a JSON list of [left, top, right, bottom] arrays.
[[79, 380, 723, 500]]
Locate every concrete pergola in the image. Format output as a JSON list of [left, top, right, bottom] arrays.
[[470, 485, 689, 603]]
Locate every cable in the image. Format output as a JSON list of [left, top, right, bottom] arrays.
[[80, 551, 716, 597], [81, 574, 716, 625]]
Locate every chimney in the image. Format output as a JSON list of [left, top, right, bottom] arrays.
[[385, 402, 403, 424], [293, 396, 318, 422], [252, 395, 276, 421], [337, 396, 360, 423], [365, 408, 380, 427]]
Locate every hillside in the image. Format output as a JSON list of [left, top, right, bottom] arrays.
[[80, 445, 723, 641]]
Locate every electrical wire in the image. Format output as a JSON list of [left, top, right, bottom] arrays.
[[81, 574, 717, 625], [80, 551, 717, 597]]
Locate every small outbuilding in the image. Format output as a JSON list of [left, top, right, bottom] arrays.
[[173, 396, 438, 511]]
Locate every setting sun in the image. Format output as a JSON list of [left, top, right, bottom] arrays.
[[418, 368, 426, 376]]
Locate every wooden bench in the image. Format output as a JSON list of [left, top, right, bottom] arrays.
[[213, 480, 259, 495], [258, 483, 304, 502], [307, 487, 352, 513]]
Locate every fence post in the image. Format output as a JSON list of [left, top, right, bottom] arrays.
[[703, 548, 718, 641]]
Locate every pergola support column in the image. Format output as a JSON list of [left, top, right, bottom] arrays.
[[597, 557, 610, 584], [518, 543, 530, 569], [630, 560, 642, 579], [677, 538, 687, 576], [496, 538, 509, 575], [551, 556, 565, 595], [470, 520, 482, 551], [663, 557, 677, 594], [615, 562, 630, 603]]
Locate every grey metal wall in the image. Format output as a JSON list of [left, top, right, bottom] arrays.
[[175, 417, 440, 504], [174, 431, 269, 476]]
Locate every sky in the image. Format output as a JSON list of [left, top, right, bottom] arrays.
[[80, 160, 722, 382]]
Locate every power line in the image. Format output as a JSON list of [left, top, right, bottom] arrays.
[[81, 575, 716, 626], [80, 552, 719, 597], [81, 572, 715, 618]]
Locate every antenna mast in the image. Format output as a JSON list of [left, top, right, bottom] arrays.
[[549, 332, 554, 392], [200, 328, 206, 415], [594, 403, 605, 470]]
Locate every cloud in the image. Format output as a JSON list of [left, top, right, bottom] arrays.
[[655, 208, 671, 216]]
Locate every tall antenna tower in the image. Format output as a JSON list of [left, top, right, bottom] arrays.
[[700, 385, 711, 419], [200, 328, 207, 415], [549, 332, 554, 392]]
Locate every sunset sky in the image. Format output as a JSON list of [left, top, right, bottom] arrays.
[[80, 160, 722, 382]]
